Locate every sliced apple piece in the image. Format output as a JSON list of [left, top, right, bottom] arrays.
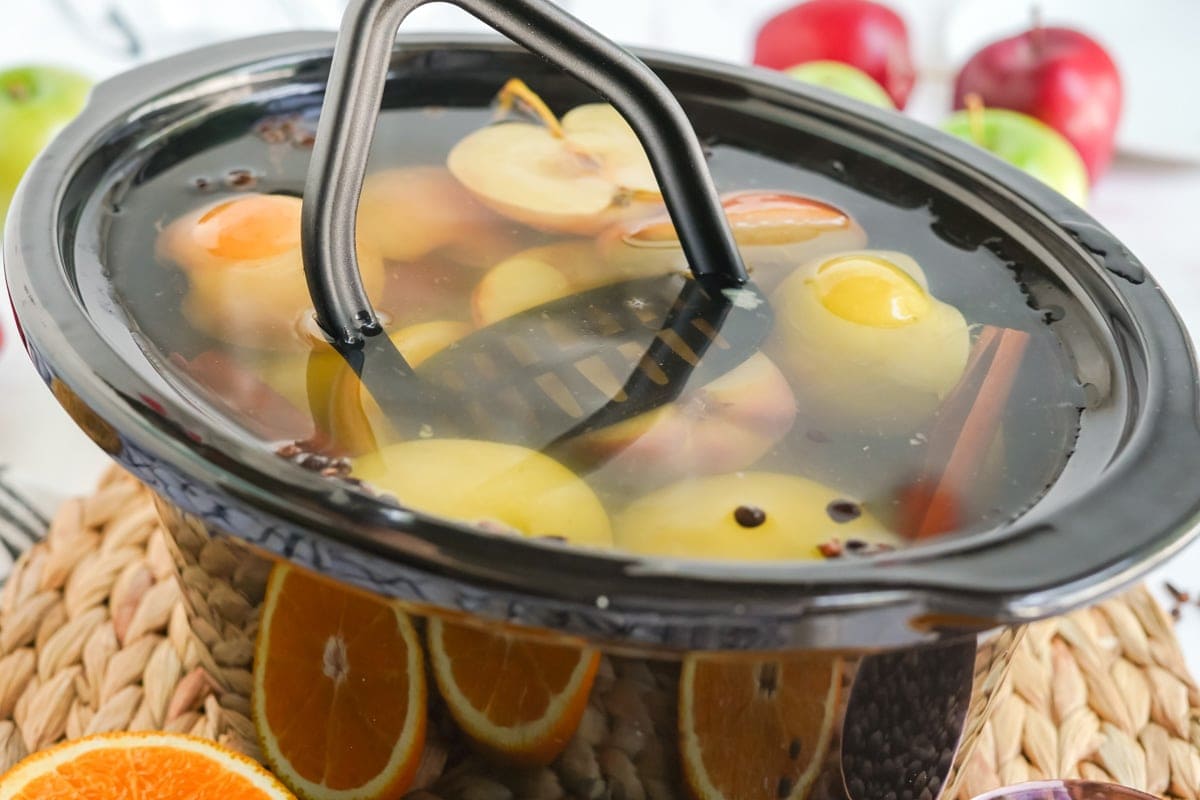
[[614, 472, 899, 560], [357, 166, 521, 268], [157, 193, 385, 351], [471, 240, 681, 328], [354, 438, 612, 546], [472, 242, 596, 327], [600, 190, 867, 290], [565, 353, 797, 481], [447, 80, 662, 235], [767, 249, 969, 434], [390, 319, 474, 368]]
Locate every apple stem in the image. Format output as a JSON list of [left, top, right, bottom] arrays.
[[964, 93, 986, 147], [1030, 4, 1045, 54], [3, 79, 30, 103], [493, 77, 565, 138]]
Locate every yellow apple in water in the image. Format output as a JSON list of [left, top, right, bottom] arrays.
[[614, 471, 898, 560], [471, 240, 676, 327], [448, 101, 662, 235], [599, 190, 867, 291], [354, 439, 612, 546], [767, 249, 969, 434], [157, 193, 385, 351], [565, 353, 797, 481]]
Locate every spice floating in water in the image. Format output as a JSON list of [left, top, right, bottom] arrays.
[[818, 538, 896, 559], [223, 168, 258, 190], [734, 505, 768, 528], [826, 500, 862, 523], [818, 539, 844, 559]]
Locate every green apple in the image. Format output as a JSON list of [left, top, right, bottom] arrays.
[[786, 60, 895, 109], [943, 107, 1089, 208], [0, 66, 92, 232]]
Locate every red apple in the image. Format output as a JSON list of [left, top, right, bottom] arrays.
[[953, 26, 1122, 180], [753, 0, 915, 109]]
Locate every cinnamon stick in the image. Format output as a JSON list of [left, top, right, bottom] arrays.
[[898, 325, 1030, 540]]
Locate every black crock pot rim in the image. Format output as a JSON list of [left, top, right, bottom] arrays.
[[7, 31, 1200, 627]]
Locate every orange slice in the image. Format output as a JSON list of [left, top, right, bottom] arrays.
[[253, 564, 426, 800], [427, 616, 600, 766], [0, 731, 294, 799], [679, 652, 842, 800]]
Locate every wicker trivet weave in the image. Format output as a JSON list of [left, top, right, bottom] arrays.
[[0, 466, 1196, 800]]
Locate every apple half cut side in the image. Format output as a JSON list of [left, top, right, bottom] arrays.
[[447, 79, 664, 235], [599, 190, 867, 291]]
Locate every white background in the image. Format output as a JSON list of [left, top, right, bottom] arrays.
[[2, 0, 1199, 667]]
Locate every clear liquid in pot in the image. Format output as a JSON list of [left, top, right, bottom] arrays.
[[106, 88, 1083, 562]]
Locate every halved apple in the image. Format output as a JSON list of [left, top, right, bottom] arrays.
[[565, 353, 797, 482], [471, 240, 679, 328], [614, 471, 898, 560], [447, 83, 663, 235], [599, 190, 867, 290], [353, 438, 612, 547], [472, 241, 597, 327], [357, 166, 521, 268], [157, 193, 385, 351], [767, 250, 969, 434]]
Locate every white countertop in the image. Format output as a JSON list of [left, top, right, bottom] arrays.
[[2, 1, 1199, 669]]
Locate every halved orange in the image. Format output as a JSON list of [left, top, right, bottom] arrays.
[[679, 652, 842, 800], [0, 731, 294, 799], [253, 564, 426, 800], [427, 616, 599, 766]]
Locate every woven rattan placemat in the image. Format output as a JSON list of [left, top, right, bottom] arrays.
[[0, 466, 1196, 799]]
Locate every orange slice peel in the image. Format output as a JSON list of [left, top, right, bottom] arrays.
[[253, 564, 426, 800], [679, 652, 842, 800], [0, 731, 295, 799], [427, 616, 600, 766]]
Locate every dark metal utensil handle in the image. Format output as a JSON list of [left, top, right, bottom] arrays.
[[302, 0, 749, 346]]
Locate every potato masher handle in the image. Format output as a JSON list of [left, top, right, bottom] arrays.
[[302, 0, 749, 346]]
